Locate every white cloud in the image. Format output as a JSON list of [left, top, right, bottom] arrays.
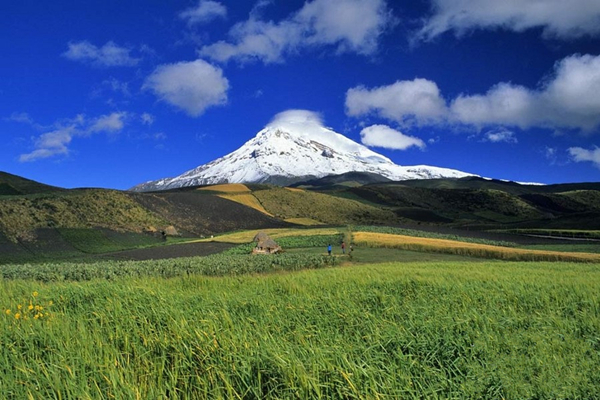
[[542, 54, 600, 131], [568, 146, 600, 168], [200, 0, 393, 63], [417, 0, 600, 41], [63, 41, 140, 67], [483, 128, 517, 143], [19, 126, 75, 162], [346, 54, 600, 133], [141, 113, 155, 126], [360, 124, 426, 150], [143, 59, 229, 117], [179, 1, 227, 26], [451, 54, 600, 132], [104, 78, 130, 96], [19, 112, 127, 162], [346, 78, 448, 125], [89, 112, 126, 133], [268, 109, 324, 131], [544, 146, 558, 164], [450, 83, 537, 129], [6, 112, 33, 124]]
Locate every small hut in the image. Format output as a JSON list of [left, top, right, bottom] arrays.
[[252, 231, 282, 254]]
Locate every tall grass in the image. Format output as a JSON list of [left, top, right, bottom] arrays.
[[1, 261, 599, 398], [0, 253, 338, 282]]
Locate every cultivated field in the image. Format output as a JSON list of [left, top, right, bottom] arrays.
[[353, 232, 600, 263]]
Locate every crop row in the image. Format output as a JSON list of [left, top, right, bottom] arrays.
[[351, 225, 517, 247], [0, 252, 338, 282]]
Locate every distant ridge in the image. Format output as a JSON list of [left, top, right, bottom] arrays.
[[291, 171, 392, 189], [396, 176, 600, 195]]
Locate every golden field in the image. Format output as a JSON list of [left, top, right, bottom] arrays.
[[353, 232, 600, 263]]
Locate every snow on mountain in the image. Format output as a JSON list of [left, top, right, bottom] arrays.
[[131, 110, 476, 192]]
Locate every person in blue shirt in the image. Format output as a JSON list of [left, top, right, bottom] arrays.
[[327, 244, 332, 255]]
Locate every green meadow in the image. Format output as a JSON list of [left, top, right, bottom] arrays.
[[2, 255, 600, 399]]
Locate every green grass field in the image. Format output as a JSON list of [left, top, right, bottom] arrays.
[[2, 260, 599, 398], [2, 226, 600, 398]]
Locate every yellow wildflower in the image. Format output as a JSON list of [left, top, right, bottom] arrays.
[[48, 301, 53, 306], [32, 291, 38, 297], [15, 312, 21, 320], [17, 304, 22, 310], [28, 304, 34, 311], [5, 309, 10, 315], [34, 314, 40, 320]]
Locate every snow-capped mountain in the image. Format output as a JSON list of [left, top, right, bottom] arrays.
[[131, 111, 475, 192]]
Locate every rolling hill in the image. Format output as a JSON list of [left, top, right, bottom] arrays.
[[1, 172, 599, 263], [0, 171, 65, 196]]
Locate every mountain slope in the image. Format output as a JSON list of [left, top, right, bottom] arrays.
[[0, 171, 65, 195], [132, 111, 474, 192]]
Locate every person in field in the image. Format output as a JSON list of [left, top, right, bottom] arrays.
[[341, 241, 346, 254], [327, 244, 332, 255]]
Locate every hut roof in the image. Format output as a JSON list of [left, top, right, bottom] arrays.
[[253, 231, 270, 242], [253, 231, 279, 249]]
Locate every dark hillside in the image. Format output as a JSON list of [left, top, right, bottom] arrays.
[[291, 171, 391, 190], [346, 185, 543, 224], [0, 171, 65, 195], [129, 191, 292, 236], [393, 177, 535, 195], [395, 176, 600, 195], [520, 192, 600, 214]]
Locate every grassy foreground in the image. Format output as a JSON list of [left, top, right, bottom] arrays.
[[2, 261, 600, 398]]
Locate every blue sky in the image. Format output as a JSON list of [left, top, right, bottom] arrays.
[[2, 0, 600, 189]]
